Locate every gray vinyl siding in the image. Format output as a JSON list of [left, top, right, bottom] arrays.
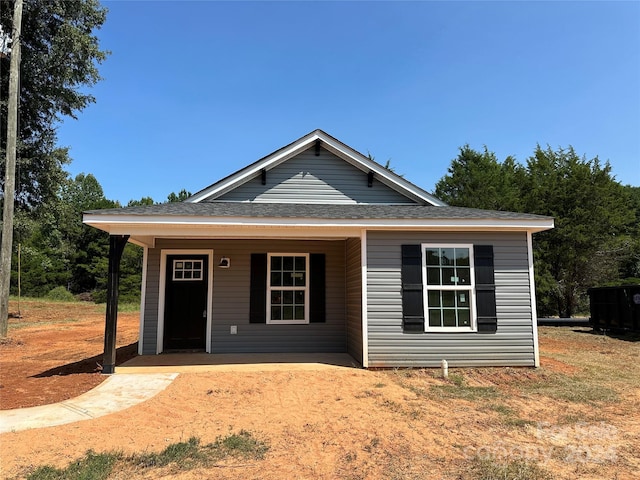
[[345, 238, 363, 364], [366, 231, 535, 367], [141, 248, 160, 354], [215, 147, 415, 204], [141, 239, 346, 354]]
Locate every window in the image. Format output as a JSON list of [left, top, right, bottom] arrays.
[[267, 254, 309, 324], [422, 244, 476, 331], [172, 259, 203, 281]]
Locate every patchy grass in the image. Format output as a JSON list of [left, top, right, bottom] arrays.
[[94, 302, 141, 313], [484, 403, 535, 428], [522, 371, 618, 404], [7, 318, 83, 330], [462, 457, 553, 480], [26, 451, 118, 480], [23, 432, 268, 480], [430, 373, 500, 401]]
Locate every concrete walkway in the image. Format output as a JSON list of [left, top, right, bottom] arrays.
[[0, 373, 178, 434], [0, 353, 359, 434]]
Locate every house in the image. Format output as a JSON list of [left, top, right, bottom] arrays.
[[83, 130, 554, 373]]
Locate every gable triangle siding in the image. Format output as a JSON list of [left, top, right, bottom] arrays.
[[214, 147, 417, 204]]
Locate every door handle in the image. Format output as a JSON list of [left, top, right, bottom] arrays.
[[202, 310, 207, 318]]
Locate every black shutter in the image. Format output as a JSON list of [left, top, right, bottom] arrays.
[[474, 245, 497, 333], [310, 253, 326, 323], [249, 253, 267, 323], [401, 245, 425, 332]]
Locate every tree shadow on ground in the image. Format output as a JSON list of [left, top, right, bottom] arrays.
[[573, 329, 640, 343], [31, 343, 138, 377]]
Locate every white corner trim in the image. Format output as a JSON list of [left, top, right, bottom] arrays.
[[157, 249, 214, 354], [138, 246, 148, 355], [527, 232, 541, 367], [360, 229, 369, 368]]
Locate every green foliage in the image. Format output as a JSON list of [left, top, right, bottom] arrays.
[[25, 433, 269, 479], [27, 450, 117, 480], [435, 144, 637, 317], [167, 189, 192, 203], [126, 196, 154, 207], [45, 286, 75, 302], [1, 0, 109, 208], [524, 146, 634, 316], [214, 430, 269, 458], [434, 145, 524, 211], [9, 173, 143, 303]]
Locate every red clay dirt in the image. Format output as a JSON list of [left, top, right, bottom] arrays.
[[0, 300, 138, 409]]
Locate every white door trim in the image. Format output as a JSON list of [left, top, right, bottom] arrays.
[[157, 249, 214, 354], [138, 246, 148, 355]]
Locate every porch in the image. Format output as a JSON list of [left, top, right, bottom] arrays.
[[116, 352, 361, 373]]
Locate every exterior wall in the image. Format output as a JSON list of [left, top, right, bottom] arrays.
[[366, 231, 535, 367], [142, 239, 347, 354], [215, 147, 414, 204], [141, 247, 161, 354], [345, 237, 363, 364]]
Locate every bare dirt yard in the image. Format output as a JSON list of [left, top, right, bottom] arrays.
[[1, 299, 639, 479]]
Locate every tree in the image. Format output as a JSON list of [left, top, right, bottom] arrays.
[[1, 0, 107, 335], [1, 0, 23, 337], [0, 0, 108, 208], [167, 189, 192, 203], [434, 145, 523, 211], [434, 144, 636, 318], [59, 173, 118, 294], [526, 147, 634, 316]]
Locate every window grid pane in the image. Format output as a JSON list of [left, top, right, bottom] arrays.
[[173, 259, 204, 281], [268, 255, 308, 322], [426, 289, 472, 328]]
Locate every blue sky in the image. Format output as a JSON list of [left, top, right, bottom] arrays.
[[57, 0, 640, 205]]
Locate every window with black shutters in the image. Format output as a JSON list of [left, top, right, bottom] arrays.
[[267, 253, 309, 324], [422, 244, 477, 331]]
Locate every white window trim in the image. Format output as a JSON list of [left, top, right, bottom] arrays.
[[267, 253, 310, 325], [422, 243, 477, 332]]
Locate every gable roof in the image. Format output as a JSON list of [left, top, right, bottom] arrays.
[[187, 129, 447, 206]]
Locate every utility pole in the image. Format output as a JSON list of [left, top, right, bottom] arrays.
[[0, 0, 23, 338]]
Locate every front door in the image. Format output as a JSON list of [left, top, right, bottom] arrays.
[[164, 254, 209, 350]]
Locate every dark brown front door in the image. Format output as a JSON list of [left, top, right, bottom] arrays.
[[164, 254, 208, 350]]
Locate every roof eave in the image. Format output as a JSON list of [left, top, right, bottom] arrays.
[[83, 213, 554, 234]]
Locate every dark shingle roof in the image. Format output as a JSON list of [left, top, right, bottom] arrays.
[[85, 202, 551, 222]]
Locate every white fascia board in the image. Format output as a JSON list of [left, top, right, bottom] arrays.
[[188, 132, 320, 203], [317, 134, 446, 206], [84, 215, 554, 236], [187, 130, 445, 206]]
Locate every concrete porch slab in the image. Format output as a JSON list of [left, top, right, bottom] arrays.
[[116, 352, 361, 373]]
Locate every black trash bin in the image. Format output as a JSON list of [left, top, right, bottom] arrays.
[[587, 286, 640, 332]]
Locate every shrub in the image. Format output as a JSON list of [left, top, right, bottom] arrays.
[[45, 286, 76, 302]]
